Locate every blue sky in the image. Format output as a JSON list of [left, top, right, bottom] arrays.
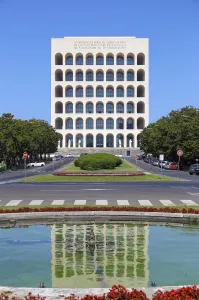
[[0, 0, 198, 123]]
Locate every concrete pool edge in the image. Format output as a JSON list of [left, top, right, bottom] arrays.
[[0, 211, 199, 226], [0, 285, 199, 299]]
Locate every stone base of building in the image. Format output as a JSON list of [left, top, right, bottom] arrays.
[[56, 147, 142, 157]]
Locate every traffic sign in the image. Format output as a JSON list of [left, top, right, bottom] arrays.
[[177, 149, 183, 157], [159, 154, 164, 161], [23, 152, 28, 159]]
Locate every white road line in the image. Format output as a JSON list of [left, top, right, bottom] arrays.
[[5, 200, 22, 206], [117, 200, 129, 206], [96, 200, 108, 205], [180, 200, 198, 206], [84, 189, 115, 191], [188, 193, 199, 196], [138, 200, 153, 206], [159, 200, 175, 206], [51, 200, 65, 205], [74, 200, 86, 205], [29, 200, 44, 206]]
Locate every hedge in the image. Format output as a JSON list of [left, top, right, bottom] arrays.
[[0, 162, 6, 172], [74, 153, 122, 171]]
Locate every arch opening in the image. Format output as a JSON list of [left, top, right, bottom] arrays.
[[55, 101, 63, 113]]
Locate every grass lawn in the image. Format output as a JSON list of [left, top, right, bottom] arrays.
[[22, 173, 178, 182], [61, 160, 138, 172]]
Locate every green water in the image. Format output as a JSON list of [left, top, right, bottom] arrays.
[[0, 223, 199, 288]]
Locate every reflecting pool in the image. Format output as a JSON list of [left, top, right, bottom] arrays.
[[0, 223, 199, 288]]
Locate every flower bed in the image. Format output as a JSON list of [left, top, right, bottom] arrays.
[[53, 172, 145, 176], [0, 206, 199, 214], [1, 285, 199, 300]]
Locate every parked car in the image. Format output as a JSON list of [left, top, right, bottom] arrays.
[[159, 161, 168, 168], [152, 159, 159, 166], [27, 162, 45, 168], [189, 164, 199, 175], [164, 162, 184, 170]]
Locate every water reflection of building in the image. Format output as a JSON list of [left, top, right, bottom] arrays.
[[51, 224, 149, 288]]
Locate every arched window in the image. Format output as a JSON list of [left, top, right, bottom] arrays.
[[116, 71, 124, 81], [106, 118, 114, 129], [86, 102, 93, 113], [76, 118, 83, 129], [96, 118, 104, 129], [66, 134, 73, 147], [55, 118, 63, 129], [137, 86, 145, 97], [55, 86, 63, 97], [127, 102, 134, 113], [137, 69, 145, 81], [116, 134, 124, 147], [96, 87, 104, 97], [137, 101, 145, 113], [76, 87, 83, 97], [65, 102, 73, 113], [127, 118, 134, 129], [127, 134, 134, 147], [106, 87, 114, 97], [55, 102, 63, 113], [65, 71, 73, 81], [96, 71, 104, 81], [117, 118, 124, 129], [66, 118, 73, 129], [86, 134, 93, 147], [86, 118, 93, 129], [65, 87, 73, 97], [76, 134, 83, 148], [127, 54, 134, 65], [106, 54, 114, 65], [137, 118, 145, 129], [86, 86, 93, 97], [65, 54, 73, 65], [55, 53, 63, 65], [86, 71, 93, 81], [116, 54, 124, 65], [76, 102, 83, 113], [127, 86, 134, 97], [96, 102, 104, 113], [106, 134, 114, 147], [76, 71, 83, 81], [96, 134, 104, 147], [106, 71, 114, 81], [116, 87, 124, 97], [76, 54, 83, 65], [86, 54, 93, 65], [117, 102, 124, 113], [55, 70, 63, 81], [127, 70, 134, 81], [137, 133, 141, 147], [106, 102, 114, 113], [137, 53, 145, 65], [96, 55, 104, 65]]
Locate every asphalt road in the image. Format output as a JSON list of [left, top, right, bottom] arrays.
[[1, 181, 199, 207], [0, 158, 74, 183], [126, 157, 199, 181]]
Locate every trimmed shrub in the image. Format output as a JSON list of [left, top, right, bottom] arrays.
[[0, 162, 6, 172], [74, 153, 122, 171]]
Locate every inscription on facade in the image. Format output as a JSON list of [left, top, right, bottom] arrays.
[[74, 40, 126, 50]]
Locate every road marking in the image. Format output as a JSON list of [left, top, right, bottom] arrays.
[[117, 200, 129, 206], [83, 189, 115, 191], [74, 200, 86, 205], [5, 200, 22, 206], [159, 200, 175, 206], [138, 200, 153, 206], [29, 200, 44, 206], [188, 193, 199, 196], [180, 200, 198, 206], [96, 200, 108, 205], [51, 200, 65, 205]]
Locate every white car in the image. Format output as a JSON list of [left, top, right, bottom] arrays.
[[27, 162, 45, 168]]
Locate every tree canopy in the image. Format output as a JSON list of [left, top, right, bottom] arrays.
[[140, 106, 199, 161], [0, 113, 61, 167]]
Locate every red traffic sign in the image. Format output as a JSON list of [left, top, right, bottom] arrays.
[[23, 152, 28, 159], [177, 149, 183, 157]]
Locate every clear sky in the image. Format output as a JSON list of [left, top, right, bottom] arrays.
[[0, 0, 198, 123]]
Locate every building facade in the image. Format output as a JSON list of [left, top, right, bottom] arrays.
[[51, 37, 149, 149]]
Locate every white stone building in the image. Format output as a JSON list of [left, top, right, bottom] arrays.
[[51, 37, 149, 150]]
